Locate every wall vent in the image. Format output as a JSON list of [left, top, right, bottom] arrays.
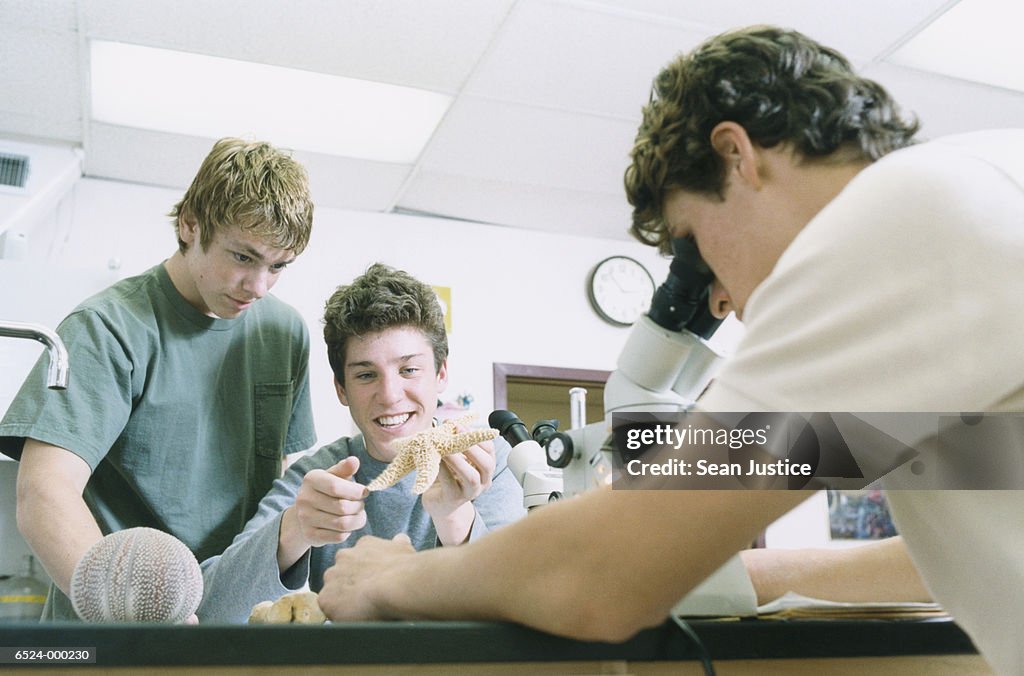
[[0, 153, 30, 189]]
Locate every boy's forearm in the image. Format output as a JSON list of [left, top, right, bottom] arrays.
[[740, 536, 931, 605], [430, 502, 476, 546], [323, 488, 807, 643]]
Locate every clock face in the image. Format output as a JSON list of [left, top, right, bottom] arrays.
[[588, 256, 656, 326]]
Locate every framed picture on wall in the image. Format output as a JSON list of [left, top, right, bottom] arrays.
[[827, 487, 898, 540]]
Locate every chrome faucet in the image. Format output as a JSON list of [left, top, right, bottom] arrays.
[[0, 321, 69, 389]]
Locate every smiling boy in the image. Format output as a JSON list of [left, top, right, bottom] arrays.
[[197, 263, 525, 623]]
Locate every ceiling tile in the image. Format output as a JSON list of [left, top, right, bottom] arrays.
[[467, 0, 708, 118], [418, 96, 639, 195], [293, 152, 413, 213], [863, 61, 1024, 139], [0, 26, 81, 141], [84, 125, 228, 188], [0, 0, 78, 31], [398, 170, 634, 240], [585, 0, 953, 61], [885, 0, 1024, 93]]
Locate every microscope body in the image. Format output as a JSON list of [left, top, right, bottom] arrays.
[[557, 316, 725, 498], [496, 237, 726, 503], [606, 314, 723, 414]]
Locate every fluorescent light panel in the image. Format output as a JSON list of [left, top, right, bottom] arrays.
[[90, 40, 452, 164], [888, 0, 1024, 93]]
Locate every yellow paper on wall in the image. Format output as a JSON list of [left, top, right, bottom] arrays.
[[433, 285, 452, 334]]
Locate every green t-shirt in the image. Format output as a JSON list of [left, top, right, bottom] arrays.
[[0, 263, 315, 619]]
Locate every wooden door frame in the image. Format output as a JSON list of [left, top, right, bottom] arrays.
[[493, 362, 611, 410]]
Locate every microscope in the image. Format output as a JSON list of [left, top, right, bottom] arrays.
[[490, 236, 725, 504], [490, 238, 759, 617]]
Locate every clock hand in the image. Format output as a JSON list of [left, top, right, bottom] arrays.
[[608, 276, 627, 292]]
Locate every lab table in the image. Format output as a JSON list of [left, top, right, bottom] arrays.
[[0, 616, 990, 674]]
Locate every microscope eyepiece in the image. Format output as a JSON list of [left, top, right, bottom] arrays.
[[488, 410, 531, 446], [646, 237, 723, 339]]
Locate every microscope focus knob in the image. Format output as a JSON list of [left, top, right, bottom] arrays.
[[544, 432, 574, 469]]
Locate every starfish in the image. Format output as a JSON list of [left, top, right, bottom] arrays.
[[367, 414, 499, 495]]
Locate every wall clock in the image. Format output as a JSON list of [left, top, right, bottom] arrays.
[[587, 256, 655, 326]]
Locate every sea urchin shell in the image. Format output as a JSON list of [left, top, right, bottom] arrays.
[[70, 527, 203, 623]]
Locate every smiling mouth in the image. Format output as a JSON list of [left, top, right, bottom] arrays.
[[375, 413, 411, 429]]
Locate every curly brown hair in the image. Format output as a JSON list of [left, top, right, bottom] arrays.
[[169, 137, 314, 255], [625, 25, 919, 253], [323, 263, 448, 385]]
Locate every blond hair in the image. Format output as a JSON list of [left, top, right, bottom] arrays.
[[169, 137, 313, 254]]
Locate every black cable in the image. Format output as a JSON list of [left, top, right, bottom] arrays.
[[671, 615, 716, 676]]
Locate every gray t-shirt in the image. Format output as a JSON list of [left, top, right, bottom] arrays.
[[0, 263, 316, 620], [197, 433, 527, 623]]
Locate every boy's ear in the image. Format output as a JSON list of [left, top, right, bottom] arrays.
[[178, 214, 200, 246], [334, 377, 350, 407], [709, 121, 763, 190], [435, 359, 449, 394]]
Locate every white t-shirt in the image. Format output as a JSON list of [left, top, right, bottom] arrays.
[[698, 129, 1024, 675]]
